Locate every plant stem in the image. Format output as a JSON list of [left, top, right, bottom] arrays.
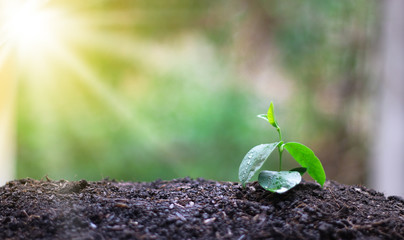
[[276, 126, 282, 140], [278, 147, 283, 171], [276, 126, 283, 171]]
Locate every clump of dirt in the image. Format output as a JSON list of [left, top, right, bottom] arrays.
[[0, 177, 403, 239]]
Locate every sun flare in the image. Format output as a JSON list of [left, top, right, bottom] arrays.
[[0, 0, 140, 120], [1, 1, 64, 57]]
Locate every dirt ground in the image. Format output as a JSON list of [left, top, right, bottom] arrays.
[[0, 177, 403, 239]]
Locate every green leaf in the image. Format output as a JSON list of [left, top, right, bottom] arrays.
[[258, 170, 302, 193], [284, 142, 326, 186], [239, 142, 281, 187], [289, 167, 307, 176], [257, 114, 268, 122], [267, 102, 278, 128]]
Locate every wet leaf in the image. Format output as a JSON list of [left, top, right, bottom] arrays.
[[284, 142, 326, 186], [258, 170, 302, 193], [289, 167, 307, 176], [267, 102, 278, 128], [239, 142, 281, 187]]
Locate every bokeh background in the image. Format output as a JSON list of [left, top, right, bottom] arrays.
[[4, 0, 403, 194]]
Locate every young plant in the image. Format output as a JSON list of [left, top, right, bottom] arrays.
[[239, 102, 326, 193]]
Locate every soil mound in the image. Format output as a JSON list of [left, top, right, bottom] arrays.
[[1, 177, 403, 239]]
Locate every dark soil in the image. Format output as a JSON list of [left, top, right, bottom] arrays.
[[1, 178, 404, 240]]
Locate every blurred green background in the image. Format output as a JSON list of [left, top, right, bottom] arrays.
[[14, 0, 377, 184]]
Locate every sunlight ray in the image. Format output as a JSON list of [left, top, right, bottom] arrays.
[[68, 30, 150, 63], [0, 44, 12, 69], [0, 0, 175, 180], [23, 72, 67, 175], [43, 40, 159, 144], [51, 42, 133, 120]]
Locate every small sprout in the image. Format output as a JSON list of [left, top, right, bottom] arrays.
[[239, 101, 326, 193]]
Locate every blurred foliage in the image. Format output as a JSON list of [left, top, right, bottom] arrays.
[[15, 0, 377, 184]]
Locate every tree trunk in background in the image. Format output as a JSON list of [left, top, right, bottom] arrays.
[[370, 0, 404, 197], [0, 51, 16, 185]]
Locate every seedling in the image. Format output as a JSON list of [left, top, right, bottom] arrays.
[[239, 102, 326, 193]]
